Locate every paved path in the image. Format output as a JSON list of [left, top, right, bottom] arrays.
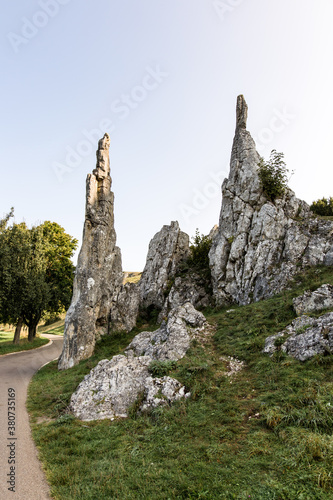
[[0, 335, 63, 500]]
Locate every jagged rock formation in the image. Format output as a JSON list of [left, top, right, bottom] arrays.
[[263, 313, 333, 361], [139, 221, 190, 310], [58, 134, 123, 370], [293, 284, 333, 316], [69, 302, 204, 421], [109, 282, 140, 333], [125, 302, 206, 360], [209, 95, 333, 306], [160, 274, 212, 321]]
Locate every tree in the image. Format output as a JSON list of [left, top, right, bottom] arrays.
[[0, 214, 78, 343], [0, 207, 14, 232], [41, 221, 78, 315], [310, 197, 333, 216], [21, 224, 51, 342], [258, 150, 291, 202], [0, 222, 30, 343]]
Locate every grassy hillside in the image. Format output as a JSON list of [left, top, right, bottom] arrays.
[[27, 266, 333, 499], [123, 271, 142, 284]]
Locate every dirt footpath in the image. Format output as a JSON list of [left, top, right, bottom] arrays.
[[0, 335, 63, 500]]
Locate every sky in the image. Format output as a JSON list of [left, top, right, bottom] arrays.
[[1, 0, 333, 271]]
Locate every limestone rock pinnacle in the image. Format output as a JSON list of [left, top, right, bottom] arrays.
[[58, 134, 123, 370], [209, 96, 333, 306], [236, 94, 248, 130]]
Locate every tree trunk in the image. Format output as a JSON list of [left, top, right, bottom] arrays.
[[13, 317, 23, 344], [28, 323, 37, 342]]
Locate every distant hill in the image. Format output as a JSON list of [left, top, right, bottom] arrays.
[[123, 272, 142, 284]]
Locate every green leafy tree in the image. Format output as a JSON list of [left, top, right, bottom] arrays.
[[0, 222, 31, 343], [0, 214, 78, 343], [310, 197, 333, 216], [41, 221, 78, 315], [258, 150, 291, 202]]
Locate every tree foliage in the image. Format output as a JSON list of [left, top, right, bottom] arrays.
[[310, 197, 333, 216], [258, 150, 290, 202], [187, 230, 212, 279], [0, 207, 14, 232], [0, 212, 78, 343]]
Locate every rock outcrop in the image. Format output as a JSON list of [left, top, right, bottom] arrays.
[[125, 302, 206, 360], [139, 221, 190, 310], [293, 284, 333, 316], [209, 95, 333, 306], [70, 302, 204, 421], [160, 273, 212, 321], [58, 134, 123, 370], [263, 313, 333, 361], [109, 282, 140, 333]]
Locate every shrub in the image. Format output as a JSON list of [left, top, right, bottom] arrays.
[[310, 197, 333, 216], [258, 150, 290, 202], [187, 230, 212, 278]]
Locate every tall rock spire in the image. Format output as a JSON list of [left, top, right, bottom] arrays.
[[236, 94, 248, 130], [209, 96, 333, 306], [58, 134, 123, 370]]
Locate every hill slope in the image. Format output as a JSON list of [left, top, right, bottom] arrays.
[[28, 265, 333, 499]]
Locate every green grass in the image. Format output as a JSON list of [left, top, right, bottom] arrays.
[[317, 215, 333, 221], [123, 271, 142, 284], [0, 335, 49, 355], [27, 266, 333, 499], [44, 325, 64, 336], [0, 330, 15, 343], [38, 318, 65, 335]]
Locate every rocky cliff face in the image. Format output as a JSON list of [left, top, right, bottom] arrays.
[[58, 134, 123, 370], [209, 95, 333, 306], [139, 221, 190, 310]]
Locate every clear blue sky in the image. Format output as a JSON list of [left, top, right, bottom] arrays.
[[1, 0, 333, 270]]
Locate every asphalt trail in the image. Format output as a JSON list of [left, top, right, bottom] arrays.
[[0, 335, 63, 500]]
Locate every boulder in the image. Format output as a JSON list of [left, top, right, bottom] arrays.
[[70, 355, 151, 421], [58, 134, 123, 370], [125, 302, 206, 360], [263, 313, 333, 361], [209, 95, 333, 306], [293, 284, 333, 316], [139, 376, 190, 413], [70, 303, 205, 421]]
